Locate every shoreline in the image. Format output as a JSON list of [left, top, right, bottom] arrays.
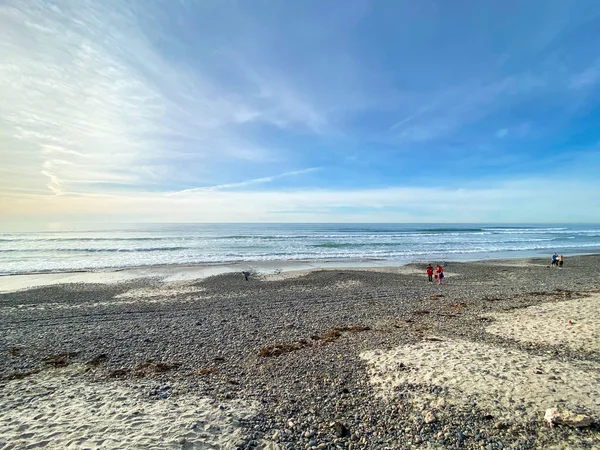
[[0, 251, 596, 294], [1, 254, 600, 448]]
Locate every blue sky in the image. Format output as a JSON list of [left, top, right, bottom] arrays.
[[1, 0, 600, 223]]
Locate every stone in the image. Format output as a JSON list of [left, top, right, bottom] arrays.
[[332, 421, 349, 438], [544, 408, 593, 428], [423, 411, 437, 424], [493, 421, 508, 430]]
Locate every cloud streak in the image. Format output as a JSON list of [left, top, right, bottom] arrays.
[[166, 167, 320, 196], [569, 64, 600, 90], [3, 177, 600, 223], [0, 0, 327, 199]]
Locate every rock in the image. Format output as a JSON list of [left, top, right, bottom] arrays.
[[423, 410, 437, 424], [332, 421, 349, 438], [544, 408, 593, 427], [259, 441, 281, 450], [493, 421, 508, 430]]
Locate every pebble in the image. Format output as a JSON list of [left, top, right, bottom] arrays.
[[3, 258, 600, 449], [423, 410, 436, 424]]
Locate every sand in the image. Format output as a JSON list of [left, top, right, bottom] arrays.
[[361, 294, 600, 422], [0, 365, 259, 450], [114, 284, 208, 301], [3, 254, 600, 448], [0, 260, 369, 293], [0, 259, 456, 294], [362, 340, 600, 420], [485, 293, 600, 353]]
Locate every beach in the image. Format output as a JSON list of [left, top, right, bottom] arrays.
[[1, 255, 600, 449]]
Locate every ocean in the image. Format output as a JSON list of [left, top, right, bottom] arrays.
[[1, 223, 600, 276]]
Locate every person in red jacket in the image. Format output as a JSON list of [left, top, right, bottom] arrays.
[[436, 264, 444, 285], [426, 264, 434, 282]]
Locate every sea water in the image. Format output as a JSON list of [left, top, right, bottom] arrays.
[[1, 223, 599, 275]]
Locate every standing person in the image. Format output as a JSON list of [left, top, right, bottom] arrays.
[[551, 253, 557, 267], [559, 255, 564, 268], [426, 264, 434, 282], [436, 264, 444, 285]]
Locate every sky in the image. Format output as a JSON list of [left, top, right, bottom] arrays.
[[1, 0, 600, 224]]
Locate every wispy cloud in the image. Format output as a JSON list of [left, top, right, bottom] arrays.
[[495, 128, 509, 138], [0, 0, 327, 198], [569, 64, 600, 90], [391, 75, 546, 143], [388, 108, 430, 131], [166, 167, 320, 196], [4, 177, 600, 223], [494, 123, 530, 139]]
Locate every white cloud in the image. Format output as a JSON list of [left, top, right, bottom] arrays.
[[495, 123, 530, 139], [3, 178, 599, 224], [166, 167, 320, 196], [0, 0, 327, 199], [569, 65, 600, 90], [391, 74, 546, 142]]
